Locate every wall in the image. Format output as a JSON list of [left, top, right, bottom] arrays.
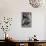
[[44, 15, 46, 40], [0, 0, 46, 40]]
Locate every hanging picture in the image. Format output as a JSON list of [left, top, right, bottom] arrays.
[[29, 0, 44, 8], [22, 12, 32, 27]]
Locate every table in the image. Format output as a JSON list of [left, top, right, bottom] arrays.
[[5, 39, 46, 46]]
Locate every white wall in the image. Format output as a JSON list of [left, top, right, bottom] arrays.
[[44, 16, 46, 40], [0, 0, 46, 40]]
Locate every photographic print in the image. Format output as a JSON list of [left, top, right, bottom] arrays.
[[22, 12, 32, 27], [29, 0, 44, 8]]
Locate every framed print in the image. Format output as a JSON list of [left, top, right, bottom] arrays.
[[22, 12, 32, 27], [29, 0, 44, 8]]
